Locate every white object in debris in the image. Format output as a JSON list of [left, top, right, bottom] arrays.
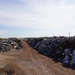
[[14, 46, 17, 49], [63, 55, 69, 64], [65, 48, 70, 55], [3, 43, 7, 45]]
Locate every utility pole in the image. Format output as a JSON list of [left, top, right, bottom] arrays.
[[68, 32, 70, 37]]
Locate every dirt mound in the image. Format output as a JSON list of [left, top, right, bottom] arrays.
[[0, 63, 24, 75]]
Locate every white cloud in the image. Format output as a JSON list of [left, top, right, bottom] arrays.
[[0, 0, 75, 36]]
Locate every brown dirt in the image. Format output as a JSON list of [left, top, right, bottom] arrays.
[[0, 41, 75, 75]]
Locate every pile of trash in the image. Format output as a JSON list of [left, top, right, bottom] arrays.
[[0, 38, 23, 52], [24, 36, 75, 67]]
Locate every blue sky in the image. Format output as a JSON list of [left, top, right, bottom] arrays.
[[0, 0, 75, 38]]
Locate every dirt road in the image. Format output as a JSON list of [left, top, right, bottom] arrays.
[[0, 41, 75, 75]]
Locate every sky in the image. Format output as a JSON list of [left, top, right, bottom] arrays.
[[0, 0, 75, 38]]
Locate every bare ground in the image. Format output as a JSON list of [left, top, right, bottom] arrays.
[[0, 41, 75, 75]]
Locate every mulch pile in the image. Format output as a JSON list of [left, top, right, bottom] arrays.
[[24, 36, 75, 68]]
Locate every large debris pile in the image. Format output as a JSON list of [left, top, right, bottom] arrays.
[[0, 38, 23, 52], [25, 36, 75, 67]]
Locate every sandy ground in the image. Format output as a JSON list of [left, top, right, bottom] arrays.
[[0, 41, 75, 75]]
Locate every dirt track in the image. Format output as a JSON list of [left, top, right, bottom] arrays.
[[0, 41, 75, 75]]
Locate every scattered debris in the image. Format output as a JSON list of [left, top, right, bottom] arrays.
[[0, 38, 23, 52]]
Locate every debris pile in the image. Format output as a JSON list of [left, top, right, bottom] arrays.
[[25, 36, 75, 67], [0, 38, 23, 52]]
